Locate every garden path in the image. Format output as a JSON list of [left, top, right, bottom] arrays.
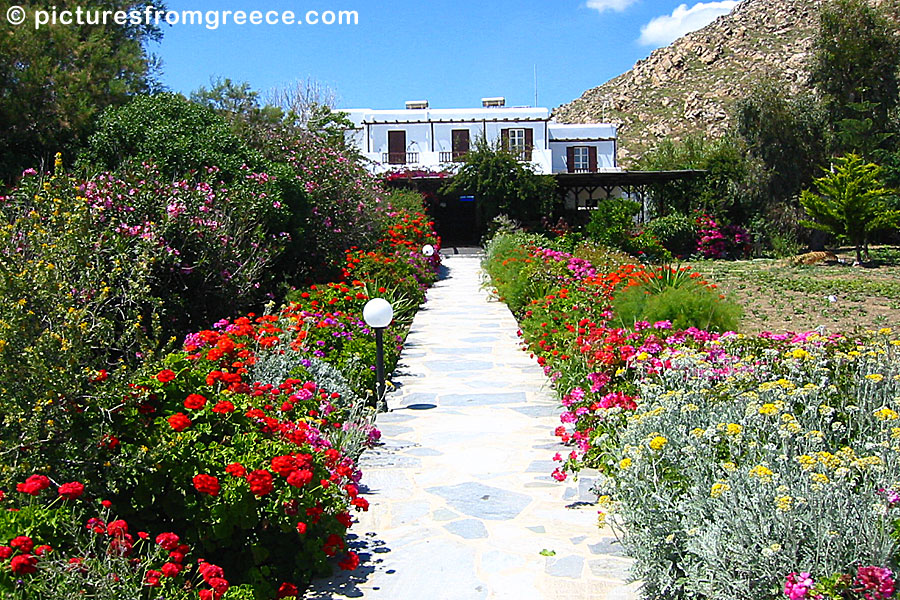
[[305, 253, 638, 599]]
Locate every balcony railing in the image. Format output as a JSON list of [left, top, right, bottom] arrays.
[[439, 151, 469, 163], [383, 152, 419, 165]]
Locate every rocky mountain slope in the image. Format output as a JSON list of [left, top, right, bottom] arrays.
[[554, 0, 897, 166]]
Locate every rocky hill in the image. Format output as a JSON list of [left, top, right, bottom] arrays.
[[554, 0, 898, 166]]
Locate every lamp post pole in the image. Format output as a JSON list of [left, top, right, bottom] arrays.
[[374, 326, 385, 400], [363, 298, 394, 409]]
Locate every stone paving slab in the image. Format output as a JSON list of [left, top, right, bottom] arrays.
[[305, 255, 638, 600]]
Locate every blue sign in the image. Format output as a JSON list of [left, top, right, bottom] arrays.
[[459, 195, 475, 202]]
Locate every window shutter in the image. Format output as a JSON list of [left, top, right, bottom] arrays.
[[501, 128, 510, 151], [566, 147, 576, 173], [589, 146, 598, 172], [525, 129, 534, 160]]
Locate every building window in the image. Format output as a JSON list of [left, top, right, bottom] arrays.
[[508, 128, 526, 156], [573, 147, 590, 172]]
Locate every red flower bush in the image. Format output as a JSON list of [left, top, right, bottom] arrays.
[[10, 553, 37, 574]]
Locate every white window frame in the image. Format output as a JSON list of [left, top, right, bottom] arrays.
[[573, 146, 590, 172], [508, 128, 526, 155]]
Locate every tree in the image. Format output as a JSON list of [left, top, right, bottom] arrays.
[[735, 80, 827, 207], [799, 154, 900, 262], [810, 0, 900, 156], [440, 138, 556, 231], [639, 134, 749, 222], [0, 1, 164, 183]]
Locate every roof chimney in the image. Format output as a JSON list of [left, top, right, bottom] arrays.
[[482, 97, 506, 108], [405, 100, 429, 110]]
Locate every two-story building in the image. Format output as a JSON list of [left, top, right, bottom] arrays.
[[343, 97, 619, 176]]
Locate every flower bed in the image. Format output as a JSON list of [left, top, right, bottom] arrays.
[[0, 160, 440, 597], [483, 231, 900, 600]]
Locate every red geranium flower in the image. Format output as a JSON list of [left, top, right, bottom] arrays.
[[286, 470, 312, 488], [212, 400, 235, 414], [106, 520, 128, 537], [276, 582, 299, 598], [338, 551, 360, 571], [184, 394, 207, 410], [0, 547, 11, 559], [10, 536, 33, 552], [155, 532, 180, 551], [34, 545, 52, 556], [296, 522, 307, 534], [156, 369, 177, 383], [193, 474, 220, 496], [246, 469, 274, 496], [161, 562, 183, 577], [167, 413, 192, 432], [10, 554, 37, 574], [58, 481, 85, 500], [16, 474, 50, 496], [225, 463, 246, 478], [145, 569, 162, 587]]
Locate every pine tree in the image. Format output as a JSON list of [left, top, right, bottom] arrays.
[[799, 154, 900, 263]]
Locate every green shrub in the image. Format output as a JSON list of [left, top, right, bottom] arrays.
[[585, 198, 641, 248], [645, 213, 698, 257], [611, 277, 741, 332]]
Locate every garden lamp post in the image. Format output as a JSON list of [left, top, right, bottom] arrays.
[[363, 298, 394, 403]]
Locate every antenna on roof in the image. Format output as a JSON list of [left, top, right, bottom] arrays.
[[534, 65, 538, 107]]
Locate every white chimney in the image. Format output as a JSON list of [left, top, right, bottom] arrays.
[[405, 100, 429, 110], [482, 97, 506, 108]]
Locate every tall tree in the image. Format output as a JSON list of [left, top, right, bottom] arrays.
[[799, 154, 900, 262], [810, 0, 900, 156], [0, 1, 163, 184]]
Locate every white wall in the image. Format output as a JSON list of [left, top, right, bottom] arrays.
[[549, 140, 617, 173]]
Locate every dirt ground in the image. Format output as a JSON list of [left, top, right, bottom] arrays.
[[684, 246, 900, 335]]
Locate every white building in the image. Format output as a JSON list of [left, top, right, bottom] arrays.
[[343, 98, 620, 176]]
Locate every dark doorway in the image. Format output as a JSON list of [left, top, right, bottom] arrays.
[[387, 131, 406, 164], [451, 130, 470, 162]]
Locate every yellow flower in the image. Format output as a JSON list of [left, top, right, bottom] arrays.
[[718, 423, 743, 436], [691, 427, 706, 438], [874, 407, 898, 421], [721, 462, 737, 472], [749, 464, 775, 482], [797, 455, 815, 470], [710, 481, 730, 498], [759, 403, 780, 415], [810, 473, 830, 484], [879, 328, 892, 335], [649, 436, 668, 451], [788, 348, 809, 360], [619, 458, 632, 470], [867, 374, 885, 383], [775, 495, 793, 511]]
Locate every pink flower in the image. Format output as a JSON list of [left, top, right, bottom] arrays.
[[784, 572, 814, 600]]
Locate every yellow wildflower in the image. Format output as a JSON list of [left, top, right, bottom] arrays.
[[874, 407, 898, 421], [749, 464, 775, 482], [619, 458, 632, 470], [710, 482, 730, 498], [649, 436, 668, 451], [867, 374, 885, 383], [775, 496, 793, 511]]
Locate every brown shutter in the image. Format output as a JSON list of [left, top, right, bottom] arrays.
[[501, 128, 509, 152], [589, 146, 598, 172], [566, 147, 576, 173], [525, 128, 534, 160]]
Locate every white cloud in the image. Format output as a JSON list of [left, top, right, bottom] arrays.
[[638, 1, 738, 46], [587, 0, 639, 13]]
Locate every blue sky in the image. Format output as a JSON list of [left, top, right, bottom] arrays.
[[151, 0, 738, 111]]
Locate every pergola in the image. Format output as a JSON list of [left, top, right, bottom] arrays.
[[555, 169, 707, 221]]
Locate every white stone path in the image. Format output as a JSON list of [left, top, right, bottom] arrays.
[[305, 254, 639, 599]]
